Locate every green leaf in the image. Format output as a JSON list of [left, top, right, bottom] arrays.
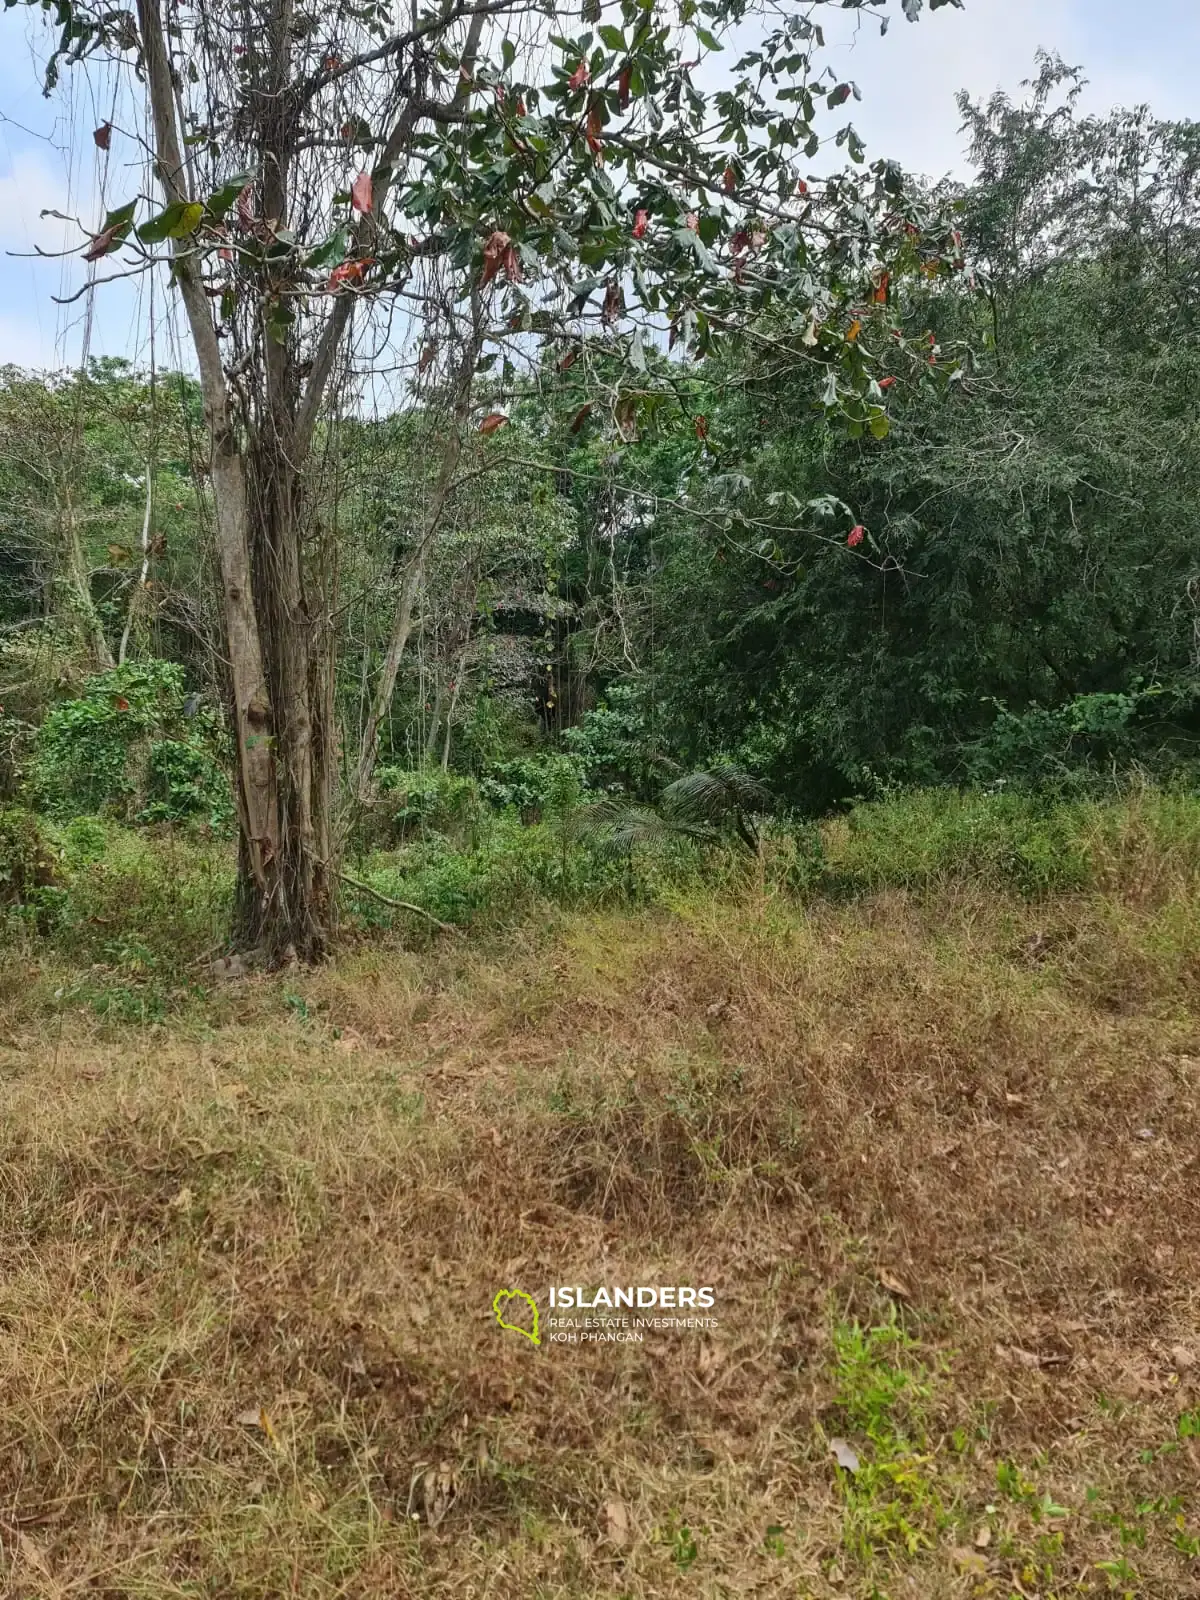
[[304, 229, 347, 268], [696, 27, 722, 51], [598, 24, 624, 50], [205, 173, 254, 219], [137, 202, 189, 243]]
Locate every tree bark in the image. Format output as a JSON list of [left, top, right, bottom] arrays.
[[138, 0, 283, 939]]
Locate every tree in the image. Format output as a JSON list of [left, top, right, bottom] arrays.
[[5, 0, 962, 960]]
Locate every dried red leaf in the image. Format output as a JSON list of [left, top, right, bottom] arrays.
[[872, 270, 890, 304], [114, 695, 131, 711], [480, 229, 511, 287], [93, 121, 112, 151], [568, 59, 589, 91], [558, 348, 578, 372], [82, 224, 122, 263], [632, 208, 648, 240], [328, 257, 371, 289], [323, 53, 341, 71], [351, 171, 373, 215], [236, 184, 255, 232], [847, 524, 865, 549], [618, 65, 632, 108], [602, 280, 622, 327], [418, 341, 438, 374], [569, 402, 593, 432], [723, 165, 736, 194], [479, 412, 509, 434], [694, 415, 708, 440], [516, 95, 527, 116], [731, 228, 749, 255], [586, 101, 603, 156]]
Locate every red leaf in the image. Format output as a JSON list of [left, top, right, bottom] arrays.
[[351, 171, 373, 214], [323, 53, 341, 71], [219, 246, 234, 262], [569, 402, 593, 432], [586, 101, 603, 156], [418, 341, 438, 374], [878, 375, 897, 390], [494, 83, 505, 105], [568, 59, 589, 91], [830, 83, 852, 106], [82, 223, 122, 263], [236, 183, 255, 232], [796, 178, 808, 196], [618, 65, 632, 108], [872, 270, 890, 304], [340, 121, 354, 141], [114, 695, 131, 711], [847, 524, 865, 549], [93, 121, 112, 151], [479, 412, 509, 434], [632, 208, 648, 240], [558, 348, 578, 371], [694, 415, 708, 440], [328, 257, 371, 289], [516, 95, 527, 116], [685, 212, 699, 233], [479, 229, 511, 287], [723, 165, 736, 194]]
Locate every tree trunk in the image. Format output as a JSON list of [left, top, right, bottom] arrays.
[[353, 313, 482, 801]]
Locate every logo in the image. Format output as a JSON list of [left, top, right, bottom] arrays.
[[492, 1287, 541, 1346]]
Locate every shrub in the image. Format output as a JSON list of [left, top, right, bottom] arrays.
[[480, 753, 586, 816], [27, 659, 231, 827], [0, 806, 61, 906], [366, 766, 483, 845]]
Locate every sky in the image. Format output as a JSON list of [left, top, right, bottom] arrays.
[[0, 0, 1196, 373]]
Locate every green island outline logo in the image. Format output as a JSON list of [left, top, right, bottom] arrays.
[[492, 1288, 541, 1346]]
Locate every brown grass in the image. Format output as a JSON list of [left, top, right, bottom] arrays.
[[2, 880, 1200, 1598]]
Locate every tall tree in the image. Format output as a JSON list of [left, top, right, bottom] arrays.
[[6, 0, 962, 959]]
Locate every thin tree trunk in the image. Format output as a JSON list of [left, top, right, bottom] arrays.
[[118, 458, 153, 666], [59, 486, 113, 670], [441, 628, 471, 770], [353, 315, 481, 800], [137, 0, 280, 913]]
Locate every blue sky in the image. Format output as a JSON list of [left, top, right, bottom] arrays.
[[0, 0, 1196, 372]]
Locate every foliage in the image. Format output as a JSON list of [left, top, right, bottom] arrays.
[[0, 806, 61, 906], [28, 659, 232, 827], [480, 753, 587, 816]]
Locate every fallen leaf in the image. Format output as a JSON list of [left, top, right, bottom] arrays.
[[952, 1548, 988, 1575], [975, 1524, 992, 1548], [604, 1496, 630, 1547], [829, 1437, 860, 1473], [169, 1185, 194, 1209], [877, 1267, 911, 1300]]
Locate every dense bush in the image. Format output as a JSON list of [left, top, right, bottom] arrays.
[[27, 659, 232, 828]]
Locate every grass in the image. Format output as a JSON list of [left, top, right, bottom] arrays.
[[2, 790, 1200, 1595]]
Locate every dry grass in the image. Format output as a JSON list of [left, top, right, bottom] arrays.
[[2, 875, 1200, 1598]]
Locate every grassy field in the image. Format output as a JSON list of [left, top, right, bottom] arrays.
[[2, 795, 1200, 1597]]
